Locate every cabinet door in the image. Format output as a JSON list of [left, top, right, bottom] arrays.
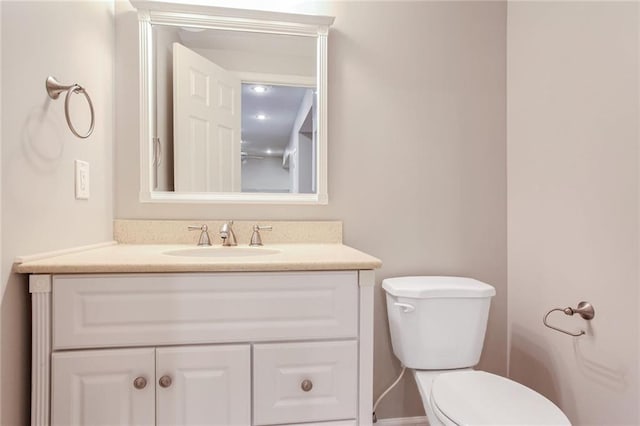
[[156, 345, 251, 426], [253, 341, 358, 425], [51, 348, 155, 426]]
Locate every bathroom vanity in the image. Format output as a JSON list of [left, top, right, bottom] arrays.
[[17, 221, 381, 426]]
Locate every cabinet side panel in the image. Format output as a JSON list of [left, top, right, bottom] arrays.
[[358, 270, 374, 426], [30, 275, 52, 426]]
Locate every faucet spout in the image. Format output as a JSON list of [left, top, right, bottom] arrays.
[[219, 221, 238, 246]]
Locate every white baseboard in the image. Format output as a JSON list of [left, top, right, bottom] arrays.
[[375, 416, 429, 426]]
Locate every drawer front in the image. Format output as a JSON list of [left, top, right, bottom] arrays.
[[52, 271, 358, 349], [253, 341, 358, 425]]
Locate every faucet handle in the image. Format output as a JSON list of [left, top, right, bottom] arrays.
[[250, 225, 272, 246], [188, 224, 212, 246]]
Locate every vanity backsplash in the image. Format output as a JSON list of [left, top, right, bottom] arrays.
[[114, 219, 343, 245]]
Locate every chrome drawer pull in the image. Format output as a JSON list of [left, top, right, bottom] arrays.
[[159, 375, 173, 388], [133, 376, 147, 390], [301, 379, 313, 392]]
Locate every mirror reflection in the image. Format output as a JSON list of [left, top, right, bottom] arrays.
[[152, 25, 317, 194]]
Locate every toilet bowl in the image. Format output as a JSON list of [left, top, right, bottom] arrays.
[[414, 369, 570, 426], [382, 276, 571, 426]]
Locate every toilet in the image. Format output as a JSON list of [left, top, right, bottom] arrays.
[[382, 276, 571, 426]]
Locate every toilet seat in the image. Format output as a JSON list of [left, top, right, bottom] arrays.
[[429, 371, 570, 425]]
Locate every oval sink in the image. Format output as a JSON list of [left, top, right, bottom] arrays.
[[164, 247, 281, 258]]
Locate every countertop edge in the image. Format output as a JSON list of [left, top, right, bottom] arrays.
[[15, 241, 118, 264], [14, 243, 382, 274], [15, 262, 382, 274]]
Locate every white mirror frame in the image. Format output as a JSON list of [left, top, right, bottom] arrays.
[[132, 1, 334, 204]]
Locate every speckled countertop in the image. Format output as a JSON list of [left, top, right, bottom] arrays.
[[14, 220, 382, 274], [14, 243, 382, 274]]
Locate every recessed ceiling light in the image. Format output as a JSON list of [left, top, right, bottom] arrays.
[[252, 85, 268, 93], [256, 114, 267, 120]]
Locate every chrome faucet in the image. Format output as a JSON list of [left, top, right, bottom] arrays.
[[188, 224, 212, 246], [219, 220, 238, 246]]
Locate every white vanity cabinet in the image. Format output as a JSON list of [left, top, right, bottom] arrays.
[[29, 270, 375, 426]]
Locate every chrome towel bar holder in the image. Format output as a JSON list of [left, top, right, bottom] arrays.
[[543, 301, 595, 337], [46, 76, 95, 139]]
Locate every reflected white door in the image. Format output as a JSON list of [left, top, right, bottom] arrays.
[[173, 43, 241, 192], [156, 345, 251, 426], [51, 348, 155, 426]]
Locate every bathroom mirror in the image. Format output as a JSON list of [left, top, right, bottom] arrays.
[[132, 1, 334, 204]]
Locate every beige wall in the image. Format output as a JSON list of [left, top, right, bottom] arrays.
[[0, 2, 114, 424], [116, 1, 507, 419], [6, 1, 640, 424], [507, 2, 639, 425]]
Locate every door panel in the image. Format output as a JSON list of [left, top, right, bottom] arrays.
[[156, 344, 251, 426], [51, 348, 155, 426], [173, 42, 241, 192]]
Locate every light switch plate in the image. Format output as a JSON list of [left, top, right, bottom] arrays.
[[75, 160, 90, 200]]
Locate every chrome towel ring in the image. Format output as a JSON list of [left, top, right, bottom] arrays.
[[543, 301, 595, 337], [46, 76, 95, 139]]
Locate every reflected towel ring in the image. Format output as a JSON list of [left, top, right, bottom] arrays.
[[46, 76, 95, 139]]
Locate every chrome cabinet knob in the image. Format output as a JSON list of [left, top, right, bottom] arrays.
[[133, 376, 147, 390], [159, 375, 172, 388], [301, 379, 313, 392]]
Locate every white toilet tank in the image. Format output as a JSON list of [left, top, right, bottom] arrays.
[[383, 276, 496, 370]]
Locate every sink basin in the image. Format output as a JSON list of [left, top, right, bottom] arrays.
[[164, 247, 281, 258]]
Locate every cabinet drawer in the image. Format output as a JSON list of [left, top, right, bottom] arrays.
[[253, 341, 358, 425], [52, 271, 358, 349]]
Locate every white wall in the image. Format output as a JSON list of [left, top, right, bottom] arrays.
[[0, 2, 115, 424], [194, 45, 315, 77], [298, 132, 313, 193], [116, 1, 507, 419], [241, 157, 290, 193], [286, 89, 314, 193], [507, 2, 639, 424]]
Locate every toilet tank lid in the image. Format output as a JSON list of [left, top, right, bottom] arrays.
[[382, 276, 495, 298]]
